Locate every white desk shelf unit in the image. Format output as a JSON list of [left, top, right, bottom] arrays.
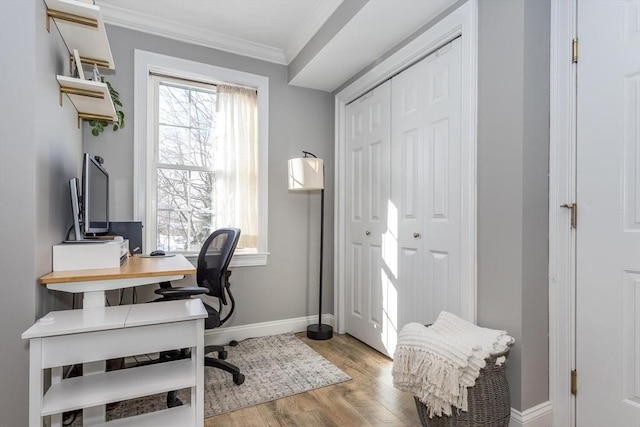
[[44, 0, 117, 123], [22, 299, 207, 427]]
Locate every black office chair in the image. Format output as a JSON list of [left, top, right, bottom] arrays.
[[154, 228, 245, 396]]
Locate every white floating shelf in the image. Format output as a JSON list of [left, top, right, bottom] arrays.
[[56, 75, 117, 121], [41, 359, 195, 416], [44, 0, 115, 69]]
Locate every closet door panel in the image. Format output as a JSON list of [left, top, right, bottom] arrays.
[[368, 140, 385, 224], [429, 250, 450, 319], [398, 246, 423, 330], [390, 37, 463, 330], [368, 244, 383, 328], [350, 148, 363, 223], [429, 118, 450, 220], [367, 93, 391, 238], [346, 106, 367, 332], [392, 51, 429, 333], [423, 38, 463, 316], [401, 130, 420, 220], [349, 243, 363, 318], [345, 81, 391, 356]]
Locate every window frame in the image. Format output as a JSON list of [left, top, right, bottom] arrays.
[[134, 50, 269, 266]]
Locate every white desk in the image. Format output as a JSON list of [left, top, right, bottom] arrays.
[[40, 254, 196, 309], [22, 299, 207, 427], [36, 255, 197, 425]]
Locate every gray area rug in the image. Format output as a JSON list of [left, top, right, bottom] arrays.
[[200, 332, 351, 416], [70, 332, 351, 424]]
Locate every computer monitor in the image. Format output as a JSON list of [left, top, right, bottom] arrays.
[[82, 153, 109, 235]]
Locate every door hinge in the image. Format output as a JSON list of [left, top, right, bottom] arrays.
[[571, 370, 577, 395], [561, 203, 577, 229], [572, 38, 578, 63]]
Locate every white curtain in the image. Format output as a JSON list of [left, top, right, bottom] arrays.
[[214, 85, 258, 249]]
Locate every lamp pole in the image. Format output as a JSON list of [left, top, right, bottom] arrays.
[[303, 151, 332, 340]]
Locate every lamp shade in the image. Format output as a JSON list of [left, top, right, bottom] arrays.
[[288, 157, 324, 191]]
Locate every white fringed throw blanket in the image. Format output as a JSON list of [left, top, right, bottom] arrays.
[[392, 312, 514, 418]]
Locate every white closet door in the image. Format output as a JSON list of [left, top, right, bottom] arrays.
[[421, 38, 463, 321], [391, 56, 427, 331], [391, 38, 463, 332], [345, 81, 392, 356], [344, 38, 462, 358]]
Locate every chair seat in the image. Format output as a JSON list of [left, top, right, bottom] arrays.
[[154, 286, 209, 297]]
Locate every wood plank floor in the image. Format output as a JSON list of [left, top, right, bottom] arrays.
[[204, 333, 421, 427]]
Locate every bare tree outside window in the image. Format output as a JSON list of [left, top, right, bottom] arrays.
[[155, 80, 217, 252]]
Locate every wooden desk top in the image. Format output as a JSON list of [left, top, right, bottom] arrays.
[[40, 254, 196, 284]]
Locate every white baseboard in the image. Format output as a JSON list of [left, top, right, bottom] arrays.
[[204, 314, 335, 346], [510, 401, 553, 427]]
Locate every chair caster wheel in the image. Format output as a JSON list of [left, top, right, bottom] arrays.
[[233, 373, 245, 385], [167, 391, 183, 408], [229, 340, 239, 346], [218, 350, 228, 360]]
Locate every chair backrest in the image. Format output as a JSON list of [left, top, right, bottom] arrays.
[[196, 228, 241, 304]]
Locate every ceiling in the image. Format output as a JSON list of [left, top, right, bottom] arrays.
[[96, 0, 457, 92]]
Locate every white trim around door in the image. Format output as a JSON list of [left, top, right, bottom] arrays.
[[549, 0, 577, 426], [333, 0, 477, 334]]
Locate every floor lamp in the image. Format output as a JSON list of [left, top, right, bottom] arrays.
[[288, 151, 333, 340]]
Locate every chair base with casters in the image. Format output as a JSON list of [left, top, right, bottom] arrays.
[[155, 280, 245, 386], [205, 341, 244, 383], [161, 342, 245, 408]]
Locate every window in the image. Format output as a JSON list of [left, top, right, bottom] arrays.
[[135, 51, 269, 266], [152, 77, 259, 252]]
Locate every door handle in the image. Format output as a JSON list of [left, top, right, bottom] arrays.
[[413, 232, 421, 238], [365, 231, 371, 236]]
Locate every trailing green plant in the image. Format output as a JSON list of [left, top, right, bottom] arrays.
[[89, 77, 125, 136]]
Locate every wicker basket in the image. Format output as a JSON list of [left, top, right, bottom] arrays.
[[414, 347, 512, 427]]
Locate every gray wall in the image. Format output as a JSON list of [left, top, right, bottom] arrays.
[[476, 0, 550, 411], [83, 25, 335, 326], [1, 0, 81, 424], [520, 0, 550, 410]]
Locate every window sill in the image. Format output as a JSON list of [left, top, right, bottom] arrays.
[[183, 252, 269, 267]]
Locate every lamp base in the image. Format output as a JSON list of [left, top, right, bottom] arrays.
[[306, 323, 333, 340]]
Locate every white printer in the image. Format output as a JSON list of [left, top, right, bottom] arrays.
[[53, 239, 129, 271]]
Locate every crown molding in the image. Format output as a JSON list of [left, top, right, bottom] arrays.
[[98, 2, 287, 65]]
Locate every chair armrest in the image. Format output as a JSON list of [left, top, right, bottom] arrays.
[[154, 287, 208, 298]]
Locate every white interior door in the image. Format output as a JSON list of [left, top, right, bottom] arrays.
[[391, 50, 426, 333], [391, 38, 463, 330], [345, 81, 392, 356], [576, 1, 640, 425]]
